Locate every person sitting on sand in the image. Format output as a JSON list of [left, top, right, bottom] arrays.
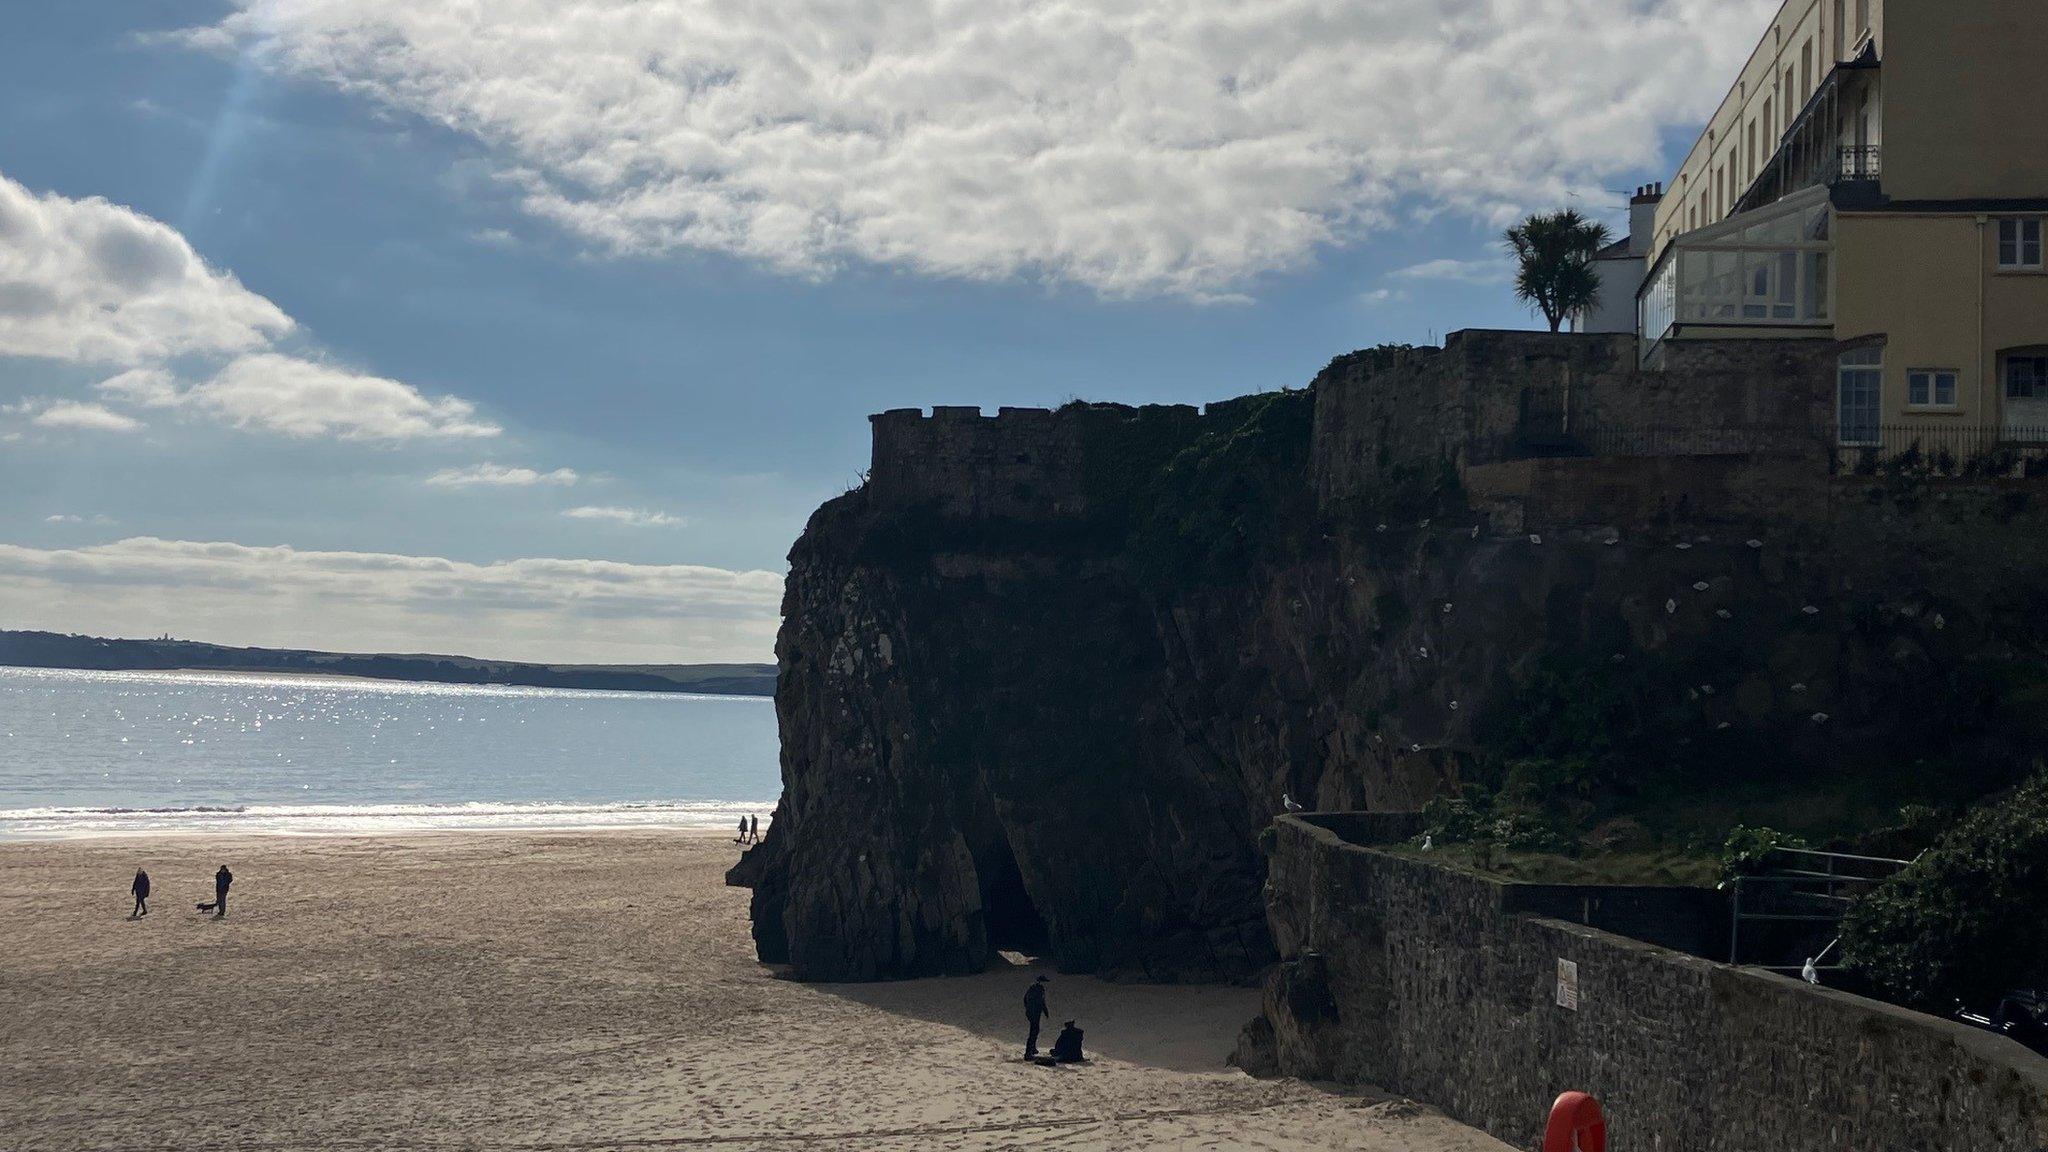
[[196, 864, 232, 918], [1051, 1020, 1084, 1064], [130, 868, 151, 918], [1023, 975, 1049, 1058]]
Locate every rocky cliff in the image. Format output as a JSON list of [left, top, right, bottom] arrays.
[[734, 332, 2048, 983]]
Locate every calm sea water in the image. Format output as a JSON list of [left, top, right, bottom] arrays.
[[0, 666, 780, 838]]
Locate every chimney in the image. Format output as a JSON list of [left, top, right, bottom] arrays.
[[1628, 182, 1664, 257]]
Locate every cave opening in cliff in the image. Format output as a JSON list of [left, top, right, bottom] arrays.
[[978, 837, 1050, 956]]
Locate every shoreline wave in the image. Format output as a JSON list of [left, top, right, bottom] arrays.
[[0, 664, 775, 704], [0, 799, 779, 839]]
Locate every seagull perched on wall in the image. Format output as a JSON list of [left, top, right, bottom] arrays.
[[1282, 793, 1305, 813]]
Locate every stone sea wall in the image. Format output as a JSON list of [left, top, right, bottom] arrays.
[[1239, 815, 2048, 1152]]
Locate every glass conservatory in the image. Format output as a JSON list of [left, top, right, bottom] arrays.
[[1639, 187, 1833, 357]]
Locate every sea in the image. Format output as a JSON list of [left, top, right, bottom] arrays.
[[0, 665, 781, 839]]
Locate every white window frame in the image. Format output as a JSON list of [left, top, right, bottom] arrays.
[[1838, 345, 1883, 447], [1998, 219, 2044, 271], [2009, 354, 2048, 401], [1906, 369, 1959, 410]]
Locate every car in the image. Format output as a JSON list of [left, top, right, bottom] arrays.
[[1954, 990, 2048, 1055]]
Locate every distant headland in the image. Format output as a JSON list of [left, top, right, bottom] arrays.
[[0, 630, 775, 697]]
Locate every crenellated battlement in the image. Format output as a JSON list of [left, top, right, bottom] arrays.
[[865, 329, 1848, 530], [867, 400, 1222, 521]]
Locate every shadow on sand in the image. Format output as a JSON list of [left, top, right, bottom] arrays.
[[803, 952, 1264, 1074]]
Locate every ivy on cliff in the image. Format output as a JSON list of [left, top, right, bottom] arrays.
[[1843, 769, 2048, 1010], [1109, 388, 1318, 588]]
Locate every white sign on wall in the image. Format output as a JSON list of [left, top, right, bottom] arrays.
[[1556, 958, 1580, 1011]]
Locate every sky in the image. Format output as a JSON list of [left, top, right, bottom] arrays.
[[0, 0, 1773, 664]]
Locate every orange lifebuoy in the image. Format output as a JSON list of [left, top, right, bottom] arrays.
[[1542, 1091, 1606, 1152]]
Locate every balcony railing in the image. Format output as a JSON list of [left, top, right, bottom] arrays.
[[1730, 50, 1881, 216], [1827, 145, 1882, 183]]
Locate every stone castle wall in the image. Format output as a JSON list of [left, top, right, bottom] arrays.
[[1241, 815, 2048, 1152], [864, 331, 1844, 536], [1308, 330, 1840, 522], [868, 401, 1227, 521]]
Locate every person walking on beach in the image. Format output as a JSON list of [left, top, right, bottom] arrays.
[[130, 868, 151, 918], [735, 816, 749, 844], [749, 814, 760, 844], [196, 864, 233, 918], [1023, 975, 1050, 1058]]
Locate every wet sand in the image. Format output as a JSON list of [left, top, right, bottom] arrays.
[[0, 832, 1509, 1152]]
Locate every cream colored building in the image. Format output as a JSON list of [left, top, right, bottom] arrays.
[[1639, 0, 2048, 448]]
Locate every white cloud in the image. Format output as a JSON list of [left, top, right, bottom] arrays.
[[2, 171, 502, 443], [104, 353, 501, 440], [0, 171, 292, 363], [192, 353, 500, 440], [1390, 257, 1515, 284], [44, 514, 81, 524], [8, 399, 147, 432], [1358, 287, 1409, 307], [193, 0, 1772, 299], [95, 366, 183, 407], [563, 505, 684, 528], [0, 536, 781, 663], [426, 463, 579, 488]]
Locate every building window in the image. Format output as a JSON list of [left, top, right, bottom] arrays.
[[2009, 355, 2048, 400], [1907, 369, 1958, 409], [1998, 219, 2044, 270], [1801, 42, 1812, 96], [1838, 345, 1882, 446]]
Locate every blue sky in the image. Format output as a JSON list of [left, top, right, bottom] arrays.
[[0, 1, 1765, 662]]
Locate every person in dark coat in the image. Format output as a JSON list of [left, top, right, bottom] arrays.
[[1023, 975, 1050, 1057], [1050, 1020, 1084, 1063], [130, 868, 151, 918], [206, 864, 232, 918], [735, 816, 749, 844], [749, 814, 761, 844]]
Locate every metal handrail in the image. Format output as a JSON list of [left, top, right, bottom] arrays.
[[1830, 145, 1882, 182]]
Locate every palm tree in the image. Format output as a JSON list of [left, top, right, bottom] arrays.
[[1503, 209, 1612, 332]]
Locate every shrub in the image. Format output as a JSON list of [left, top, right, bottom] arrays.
[[1719, 824, 1806, 880], [1421, 793, 1491, 844], [1842, 771, 2048, 1010], [1420, 791, 1575, 855]]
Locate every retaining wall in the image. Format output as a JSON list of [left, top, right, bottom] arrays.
[[1242, 815, 2048, 1152]]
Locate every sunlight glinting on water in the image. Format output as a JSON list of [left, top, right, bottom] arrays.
[[0, 666, 781, 838]]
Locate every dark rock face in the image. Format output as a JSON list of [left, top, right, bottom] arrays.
[[741, 487, 1280, 982], [739, 339, 2048, 984]]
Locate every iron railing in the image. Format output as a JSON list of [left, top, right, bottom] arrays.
[[1828, 145, 1882, 183], [1835, 424, 2048, 476], [1728, 846, 1911, 971]]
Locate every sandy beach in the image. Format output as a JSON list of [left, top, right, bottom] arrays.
[[0, 832, 1508, 1152]]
